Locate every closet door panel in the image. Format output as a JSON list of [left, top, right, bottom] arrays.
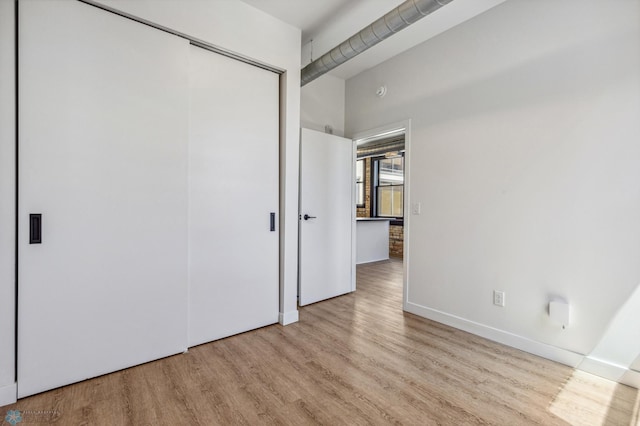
[[18, 0, 189, 397], [188, 45, 279, 346]]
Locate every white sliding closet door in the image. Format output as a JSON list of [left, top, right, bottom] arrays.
[[18, 0, 189, 397], [188, 46, 279, 347]]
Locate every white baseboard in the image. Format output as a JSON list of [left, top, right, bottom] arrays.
[[621, 369, 640, 389], [404, 301, 584, 368], [579, 357, 640, 389], [279, 310, 299, 326], [0, 382, 17, 407]]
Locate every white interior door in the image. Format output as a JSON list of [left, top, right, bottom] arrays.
[[188, 46, 279, 347], [18, 0, 189, 397], [299, 128, 355, 306]]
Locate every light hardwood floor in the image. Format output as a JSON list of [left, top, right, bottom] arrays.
[[4, 259, 639, 425]]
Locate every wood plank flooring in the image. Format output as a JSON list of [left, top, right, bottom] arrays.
[[4, 258, 639, 425]]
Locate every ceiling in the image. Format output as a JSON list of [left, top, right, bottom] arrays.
[[240, 0, 508, 81], [240, 0, 364, 41]]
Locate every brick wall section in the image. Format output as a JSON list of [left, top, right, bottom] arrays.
[[389, 224, 404, 258]]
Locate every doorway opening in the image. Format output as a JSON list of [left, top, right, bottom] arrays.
[[353, 121, 410, 307]]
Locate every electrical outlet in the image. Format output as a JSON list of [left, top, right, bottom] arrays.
[[412, 202, 421, 215], [493, 290, 505, 307]]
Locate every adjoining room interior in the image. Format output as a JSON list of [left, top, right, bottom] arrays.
[[355, 127, 406, 264], [1, 0, 639, 423]]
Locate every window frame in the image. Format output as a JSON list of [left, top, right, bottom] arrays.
[[371, 153, 404, 225], [355, 159, 365, 208]]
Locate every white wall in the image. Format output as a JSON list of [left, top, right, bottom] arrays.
[[579, 282, 640, 387], [301, 74, 345, 137], [346, 0, 640, 379], [94, 0, 302, 324], [0, 0, 16, 407]]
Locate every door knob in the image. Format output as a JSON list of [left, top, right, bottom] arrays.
[[303, 214, 316, 220]]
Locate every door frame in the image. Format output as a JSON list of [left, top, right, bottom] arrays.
[[351, 119, 411, 310]]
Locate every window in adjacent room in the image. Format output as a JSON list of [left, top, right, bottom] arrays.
[[373, 154, 404, 219]]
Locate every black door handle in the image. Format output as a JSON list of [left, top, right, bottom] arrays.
[[30, 213, 42, 244], [303, 214, 316, 220]]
